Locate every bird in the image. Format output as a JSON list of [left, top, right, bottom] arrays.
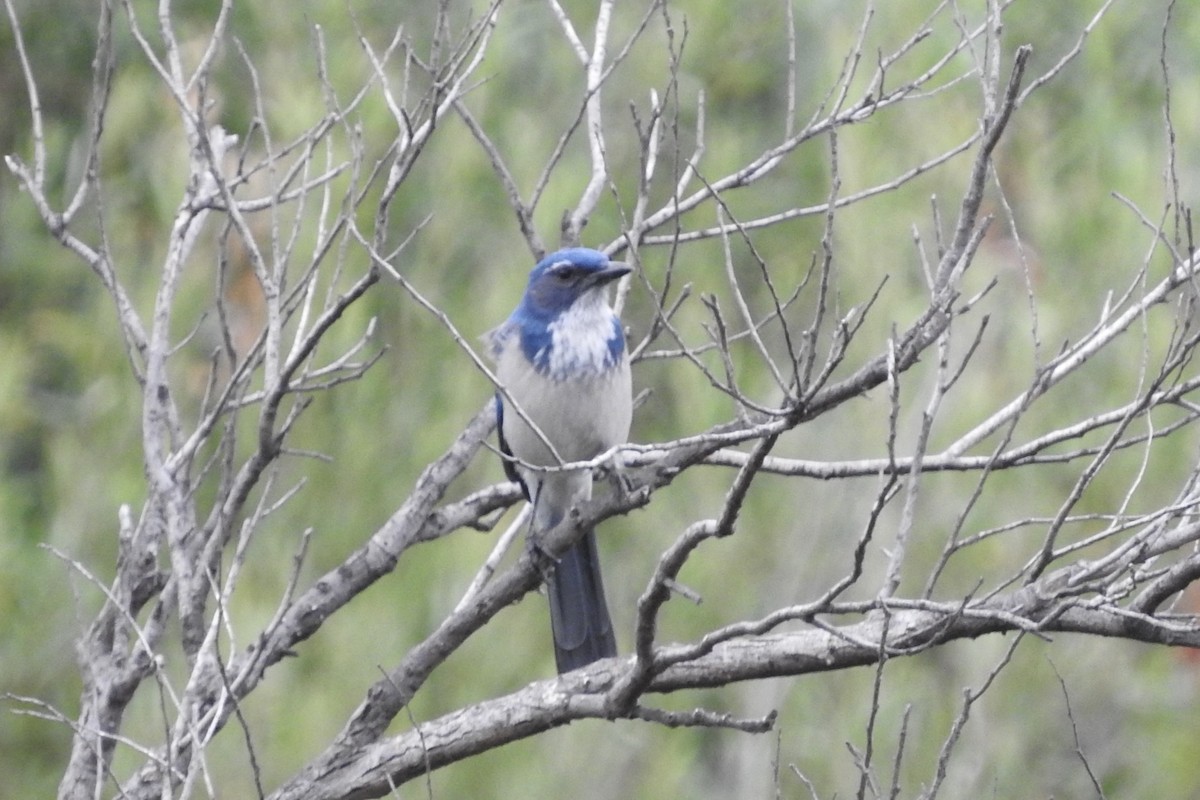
[[489, 246, 632, 674]]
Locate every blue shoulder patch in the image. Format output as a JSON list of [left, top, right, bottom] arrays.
[[607, 316, 626, 364], [518, 318, 554, 371]]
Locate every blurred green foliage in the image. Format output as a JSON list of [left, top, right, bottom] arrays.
[[3, 1, 1200, 797]]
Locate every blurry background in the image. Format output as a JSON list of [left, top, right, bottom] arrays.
[[2, 0, 1199, 797]]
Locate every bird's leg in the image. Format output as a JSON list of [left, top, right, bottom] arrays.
[[596, 449, 635, 499]]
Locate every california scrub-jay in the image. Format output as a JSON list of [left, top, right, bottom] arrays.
[[489, 247, 632, 673]]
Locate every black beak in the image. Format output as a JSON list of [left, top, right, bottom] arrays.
[[585, 261, 632, 288]]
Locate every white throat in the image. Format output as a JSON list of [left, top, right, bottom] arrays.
[[545, 289, 619, 379]]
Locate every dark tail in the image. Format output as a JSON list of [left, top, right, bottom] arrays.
[[547, 529, 616, 673]]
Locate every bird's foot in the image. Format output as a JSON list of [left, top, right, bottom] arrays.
[[596, 450, 636, 498], [526, 537, 560, 583]]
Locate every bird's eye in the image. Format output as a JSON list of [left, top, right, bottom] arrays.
[[553, 267, 577, 282]]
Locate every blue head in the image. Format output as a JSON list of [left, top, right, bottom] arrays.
[[516, 248, 631, 322], [503, 247, 631, 377]]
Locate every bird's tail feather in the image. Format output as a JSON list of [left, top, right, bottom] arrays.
[[547, 529, 616, 673]]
